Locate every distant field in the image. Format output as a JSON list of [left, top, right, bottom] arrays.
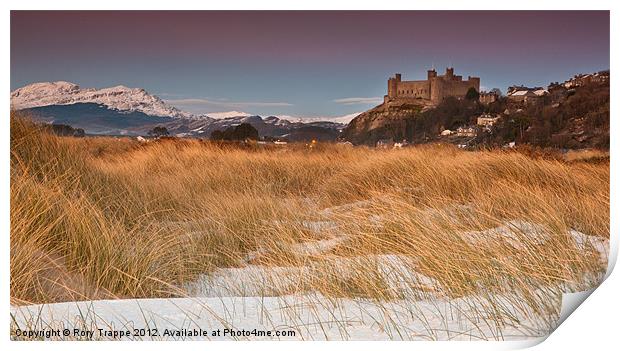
[[10, 115, 609, 340]]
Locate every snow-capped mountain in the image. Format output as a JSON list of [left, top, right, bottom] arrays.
[[206, 112, 360, 124], [276, 112, 361, 124], [15, 102, 345, 141], [206, 111, 253, 119], [11, 82, 358, 124], [11, 81, 194, 119], [10, 81, 351, 140]]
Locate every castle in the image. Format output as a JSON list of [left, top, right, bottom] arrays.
[[384, 67, 480, 105]]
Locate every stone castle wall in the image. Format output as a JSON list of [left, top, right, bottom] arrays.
[[429, 76, 479, 103], [395, 80, 430, 99], [386, 68, 480, 105]]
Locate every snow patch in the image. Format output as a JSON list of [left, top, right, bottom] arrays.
[[569, 229, 609, 261]]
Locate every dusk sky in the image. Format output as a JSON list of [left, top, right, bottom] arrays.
[[11, 11, 609, 117]]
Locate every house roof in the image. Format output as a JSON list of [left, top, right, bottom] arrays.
[[509, 90, 531, 96]]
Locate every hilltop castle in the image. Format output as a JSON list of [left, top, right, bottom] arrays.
[[384, 67, 480, 106]]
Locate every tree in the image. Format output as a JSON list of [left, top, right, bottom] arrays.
[[233, 123, 259, 140], [73, 128, 85, 137], [48, 123, 85, 137], [490, 88, 503, 97], [210, 123, 258, 141], [511, 112, 532, 141], [465, 87, 480, 101], [210, 130, 224, 140], [148, 126, 169, 137]]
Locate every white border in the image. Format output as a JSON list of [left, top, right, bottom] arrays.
[[2, 1, 615, 350]]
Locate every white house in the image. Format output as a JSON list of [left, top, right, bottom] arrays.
[[456, 126, 477, 137], [476, 114, 500, 127]]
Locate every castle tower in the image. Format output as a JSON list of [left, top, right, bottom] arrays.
[[430, 77, 445, 104], [387, 73, 401, 99], [445, 67, 454, 79], [427, 69, 437, 80], [467, 76, 481, 91]]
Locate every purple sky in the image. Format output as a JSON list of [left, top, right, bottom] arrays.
[[11, 11, 609, 117]]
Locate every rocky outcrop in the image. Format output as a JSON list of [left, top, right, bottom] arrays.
[[340, 102, 426, 146]]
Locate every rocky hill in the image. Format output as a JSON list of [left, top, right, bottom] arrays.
[[341, 98, 481, 146], [340, 103, 422, 146], [491, 71, 610, 149]]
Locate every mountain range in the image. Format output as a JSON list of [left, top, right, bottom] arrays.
[[11, 82, 357, 140]]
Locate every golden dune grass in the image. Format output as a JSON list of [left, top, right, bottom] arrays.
[[10, 115, 609, 307]]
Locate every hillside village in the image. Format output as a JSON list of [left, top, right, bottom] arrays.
[[341, 68, 610, 150]]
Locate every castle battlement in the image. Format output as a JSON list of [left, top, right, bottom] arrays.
[[385, 67, 480, 105]]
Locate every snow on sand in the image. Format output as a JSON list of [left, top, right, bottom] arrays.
[[11, 291, 554, 341], [10, 219, 608, 341]]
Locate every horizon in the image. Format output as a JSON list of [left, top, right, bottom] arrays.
[[11, 11, 610, 117]]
